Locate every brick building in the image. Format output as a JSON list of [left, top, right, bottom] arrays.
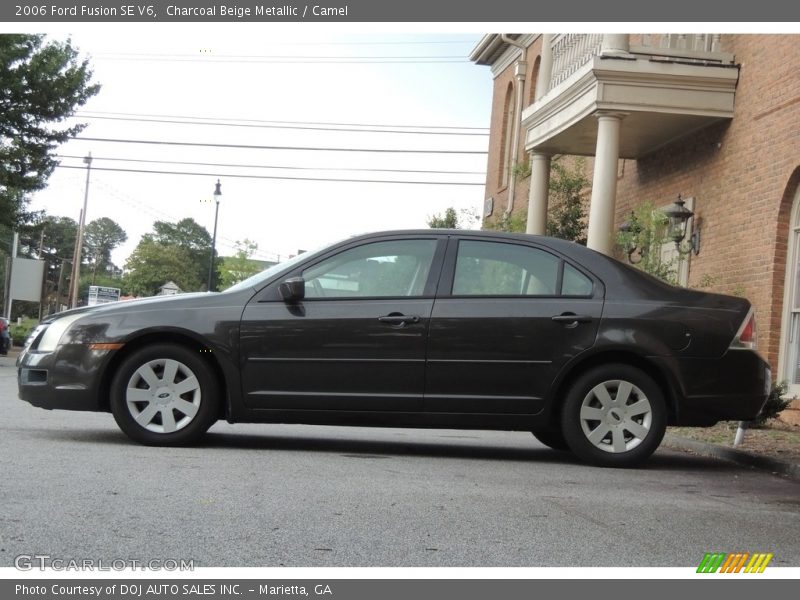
[[470, 33, 800, 397]]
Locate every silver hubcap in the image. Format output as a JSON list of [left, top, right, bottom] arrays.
[[579, 379, 653, 454], [125, 358, 201, 434]]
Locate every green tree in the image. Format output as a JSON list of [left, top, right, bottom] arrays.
[[546, 158, 589, 244], [7, 214, 78, 314], [427, 207, 459, 228], [0, 34, 100, 229], [123, 218, 213, 296], [427, 207, 479, 229], [123, 239, 201, 297], [218, 239, 262, 290], [84, 216, 127, 280], [151, 218, 214, 286]]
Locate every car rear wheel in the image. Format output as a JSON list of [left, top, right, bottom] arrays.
[[110, 343, 219, 445], [532, 429, 570, 451], [561, 364, 666, 468]]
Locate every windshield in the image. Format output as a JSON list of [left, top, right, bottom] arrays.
[[221, 240, 337, 294]]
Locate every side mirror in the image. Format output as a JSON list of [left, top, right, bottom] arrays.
[[279, 277, 305, 302]]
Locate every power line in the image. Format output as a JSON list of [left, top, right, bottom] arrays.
[[88, 178, 283, 262], [96, 40, 473, 49], [73, 136, 488, 155], [75, 114, 489, 136], [55, 164, 484, 186], [56, 154, 487, 176], [92, 55, 470, 64], [77, 110, 489, 131], [95, 52, 468, 59]]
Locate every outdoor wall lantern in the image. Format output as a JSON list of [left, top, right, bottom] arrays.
[[663, 194, 700, 255]]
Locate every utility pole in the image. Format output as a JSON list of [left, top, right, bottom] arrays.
[[70, 153, 92, 308]]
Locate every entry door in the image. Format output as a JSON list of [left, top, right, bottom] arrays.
[[782, 189, 800, 395], [240, 238, 443, 411]]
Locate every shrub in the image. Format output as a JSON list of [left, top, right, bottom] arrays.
[[9, 318, 38, 347], [754, 380, 791, 426]]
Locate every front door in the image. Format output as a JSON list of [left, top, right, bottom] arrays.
[[240, 237, 444, 411]]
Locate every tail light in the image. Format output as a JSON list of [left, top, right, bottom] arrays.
[[731, 308, 757, 350]]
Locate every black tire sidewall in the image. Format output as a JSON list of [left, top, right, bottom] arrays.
[[561, 364, 667, 468], [110, 343, 219, 446], [532, 429, 570, 451]]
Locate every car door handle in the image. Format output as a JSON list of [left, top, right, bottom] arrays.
[[378, 314, 420, 325], [551, 313, 593, 324]]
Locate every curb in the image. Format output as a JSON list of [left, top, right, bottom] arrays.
[[664, 433, 800, 481]]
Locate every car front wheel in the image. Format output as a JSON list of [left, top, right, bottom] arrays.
[[110, 344, 219, 445], [561, 364, 666, 468]]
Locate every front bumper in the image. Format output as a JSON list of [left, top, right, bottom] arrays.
[[17, 344, 111, 412], [654, 349, 771, 426]]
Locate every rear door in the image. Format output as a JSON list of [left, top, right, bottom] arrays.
[[425, 237, 603, 414]]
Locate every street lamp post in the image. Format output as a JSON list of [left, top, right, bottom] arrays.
[[207, 180, 222, 292]]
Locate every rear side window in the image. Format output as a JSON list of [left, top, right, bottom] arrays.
[[562, 263, 593, 296], [452, 240, 593, 297]]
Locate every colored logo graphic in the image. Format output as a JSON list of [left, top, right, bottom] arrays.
[[697, 552, 773, 573]]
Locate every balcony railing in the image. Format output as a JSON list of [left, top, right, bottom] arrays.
[[546, 34, 733, 94], [548, 34, 604, 92]]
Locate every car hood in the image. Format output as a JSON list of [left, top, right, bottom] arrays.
[[42, 293, 216, 323]]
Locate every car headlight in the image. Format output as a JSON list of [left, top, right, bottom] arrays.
[[36, 314, 86, 352]]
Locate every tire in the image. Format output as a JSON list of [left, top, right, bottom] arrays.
[[532, 429, 570, 451], [560, 364, 666, 468], [110, 343, 220, 446]]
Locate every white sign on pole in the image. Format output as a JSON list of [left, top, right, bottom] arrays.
[[87, 285, 121, 306]]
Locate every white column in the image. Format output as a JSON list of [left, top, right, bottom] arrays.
[[526, 152, 551, 235], [600, 34, 630, 57], [587, 112, 626, 255]]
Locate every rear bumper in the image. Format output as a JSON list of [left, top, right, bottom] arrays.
[[653, 350, 771, 426], [17, 344, 108, 412]]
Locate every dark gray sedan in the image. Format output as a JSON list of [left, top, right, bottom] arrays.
[[17, 230, 770, 467]]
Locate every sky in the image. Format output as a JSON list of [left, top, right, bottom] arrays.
[[21, 28, 492, 267]]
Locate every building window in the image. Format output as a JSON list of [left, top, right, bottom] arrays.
[[528, 55, 541, 105], [499, 83, 515, 189]]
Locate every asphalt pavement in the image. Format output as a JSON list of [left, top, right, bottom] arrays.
[[1, 353, 799, 568]]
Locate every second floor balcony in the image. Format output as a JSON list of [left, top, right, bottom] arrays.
[[522, 33, 739, 158]]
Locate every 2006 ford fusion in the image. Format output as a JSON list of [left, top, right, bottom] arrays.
[[18, 230, 770, 467]]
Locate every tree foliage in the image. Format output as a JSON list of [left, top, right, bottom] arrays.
[[218, 239, 262, 290], [427, 207, 459, 228], [124, 240, 201, 297], [482, 157, 589, 242], [0, 34, 100, 228], [10, 214, 78, 313], [84, 216, 127, 276], [615, 201, 678, 284], [546, 158, 589, 244], [123, 218, 213, 296], [427, 207, 479, 229]]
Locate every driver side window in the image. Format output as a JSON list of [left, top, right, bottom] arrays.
[[302, 239, 437, 299]]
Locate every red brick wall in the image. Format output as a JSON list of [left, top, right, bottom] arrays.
[[614, 34, 800, 371]]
